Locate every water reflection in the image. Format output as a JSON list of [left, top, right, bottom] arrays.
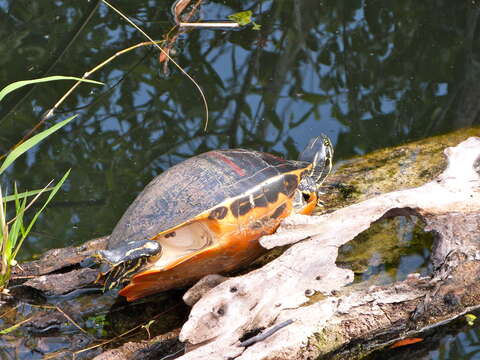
[[367, 313, 480, 360], [431, 328, 480, 360], [337, 215, 433, 284]]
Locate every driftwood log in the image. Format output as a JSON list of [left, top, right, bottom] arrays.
[[177, 136, 480, 359], [1, 131, 479, 359]]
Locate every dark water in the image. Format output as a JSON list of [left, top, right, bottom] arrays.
[[366, 308, 480, 360], [1, 0, 480, 358], [337, 215, 434, 284]]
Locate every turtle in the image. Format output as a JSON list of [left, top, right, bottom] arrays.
[[97, 134, 334, 301]]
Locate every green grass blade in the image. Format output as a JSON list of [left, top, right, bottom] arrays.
[[15, 187, 28, 243], [0, 115, 77, 175], [4, 187, 26, 260], [2, 188, 55, 204], [0, 189, 6, 260], [0, 317, 34, 335], [0, 76, 103, 102], [7, 203, 25, 259], [12, 169, 70, 259]]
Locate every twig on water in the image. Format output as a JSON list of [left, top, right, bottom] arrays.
[[55, 305, 88, 334], [101, 0, 209, 131], [179, 22, 239, 28]]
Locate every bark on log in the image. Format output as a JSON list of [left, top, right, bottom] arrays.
[[177, 137, 480, 360], [93, 329, 183, 360], [9, 236, 108, 295]]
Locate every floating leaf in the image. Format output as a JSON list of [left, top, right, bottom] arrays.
[[466, 313, 477, 326], [228, 11, 253, 26], [389, 337, 423, 349]]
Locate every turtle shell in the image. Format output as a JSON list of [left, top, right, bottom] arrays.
[[108, 149, 311, 249], [106, 148, 317, 301]]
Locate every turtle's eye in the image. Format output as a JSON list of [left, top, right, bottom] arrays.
[[302, 192, 311, 202]]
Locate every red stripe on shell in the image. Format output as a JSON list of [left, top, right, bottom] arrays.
[[209, 151, 246, 176]]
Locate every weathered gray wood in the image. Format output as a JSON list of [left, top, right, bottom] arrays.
[[178, 137, 480, 360]]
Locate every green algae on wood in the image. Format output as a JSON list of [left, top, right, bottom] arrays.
[[318, 127, 480, 213], [310, 326, 349, 358]]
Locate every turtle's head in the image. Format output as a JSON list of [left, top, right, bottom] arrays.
[[95, 240, 161, 291], [298, 134, 334, 195]]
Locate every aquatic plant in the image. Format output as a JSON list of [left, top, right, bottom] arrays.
[[0, 76, 102, 292]]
